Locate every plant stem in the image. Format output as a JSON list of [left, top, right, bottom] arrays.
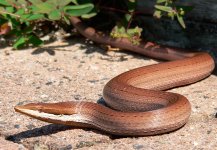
[[99, 6, 130, 14], [0, 11, 20, 18], [126, 12, 134, 30]]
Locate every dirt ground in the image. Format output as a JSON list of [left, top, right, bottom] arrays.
[[0, 39, 217, 150]]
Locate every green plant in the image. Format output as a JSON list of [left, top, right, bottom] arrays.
[[110, 25, 142, 45], [0, 0, 96, 49], [154, 0, 193, 28], [100, 0, 191, 45], [108, 0, 143, 45], [0, 0, 189, 49]]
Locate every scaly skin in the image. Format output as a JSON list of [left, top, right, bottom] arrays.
[[14, 17, 215, 136]]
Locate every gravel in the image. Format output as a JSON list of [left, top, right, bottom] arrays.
[[0, 39, 217, 149]]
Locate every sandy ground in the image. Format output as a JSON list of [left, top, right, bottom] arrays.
[[0, 39, 217, 150]]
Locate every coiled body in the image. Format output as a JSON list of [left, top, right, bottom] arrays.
[[14, 17, 215, 136]]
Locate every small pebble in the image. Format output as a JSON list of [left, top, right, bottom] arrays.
[[88, 80, 99, 83], [40, 94, 49, 99], [26, 124, 35, 130], [74, 94, 81, 100], [195, 106, 200, 109], [4, 50, 10, 55], [45, 81, 53, 85], [14, 124, 20, 129], [33, 72, 40, 76], [76, 141, 94, 149], [203, 95, 209, 99], [62, 76, 71, 82], [207, 130, 212, 134], [59, 145, 73, 150], [133, 144, 144, 150], [0, 121, 7, 125]]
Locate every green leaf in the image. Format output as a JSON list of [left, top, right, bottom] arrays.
[[155, 5, 173, 12], [156, 0, 167, 4], [15, 8, 25, 15], [13, 36, 26, 49], [153, 10, 162, 18], [64, 3, 94, 16], [57, 0, 72, 7], [0, 0, 10, 6], [81, 7, 97, 19], [81, 12, 97, 19], [71, 0, 78, 5], [5, 6, 14, 13], [28, 0, 43, 5], [127, 0, 136, 12], [63, 15, 70, 24], [24, 14, 45, 21], [168, 12, 175, 20], [28, 35, 43, 46], [7, 16, 20, 28], [32, 2, 55, 14], [177, 14, 186, 28], [48, 10, 61, 20], [125, 14, 131, 21]]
